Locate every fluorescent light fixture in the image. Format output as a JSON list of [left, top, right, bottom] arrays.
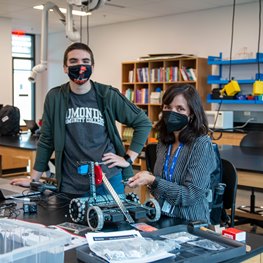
[[33, 5, 92, 16]]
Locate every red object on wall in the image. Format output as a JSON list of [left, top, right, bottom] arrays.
[[12, 30, 26, 36]]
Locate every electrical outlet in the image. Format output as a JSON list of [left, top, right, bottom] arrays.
[[244, 111, 251, 116]]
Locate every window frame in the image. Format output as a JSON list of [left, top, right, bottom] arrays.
[[12, 33, 36, 122]]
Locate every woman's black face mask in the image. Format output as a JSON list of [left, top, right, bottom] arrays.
[[163, 111, 189, 133]]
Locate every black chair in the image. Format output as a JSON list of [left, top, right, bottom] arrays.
[[145, 143, 157, 173], [221, 158, 238, 227], [239, 131, 263, 148], [237, 131, 263, 214]]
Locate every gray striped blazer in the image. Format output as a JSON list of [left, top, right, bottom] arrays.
[[150, 135, 217, 223]]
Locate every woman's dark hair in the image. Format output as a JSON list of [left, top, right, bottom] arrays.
[[63, 42, 94, 66], [156, 84, 208, 145]]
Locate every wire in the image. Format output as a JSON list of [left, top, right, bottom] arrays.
[[211, 100, 223, 131], [87, 13, 90, 45], [209, 129, 223, 141], [211, 117, 255, 134], [228, 0, 236, 81], [257, 0, 262, 79], [233, 117, 255, 129], [211, 0, 236, 140], [80, 11, 83, 43]]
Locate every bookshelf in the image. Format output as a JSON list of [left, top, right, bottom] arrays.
[[122, 56, 211, 167]]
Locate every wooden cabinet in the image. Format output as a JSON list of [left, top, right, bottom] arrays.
[[121, 56, 211, 167], [0, 156, 28, 176]]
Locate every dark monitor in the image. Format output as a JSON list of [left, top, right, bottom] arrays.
[[24, 119, 39, 134]]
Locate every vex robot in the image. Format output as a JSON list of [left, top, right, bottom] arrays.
[[69, 161, 161, 231]]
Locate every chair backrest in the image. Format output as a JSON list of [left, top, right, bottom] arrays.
[[240, 131, 263, 148], [221, 158, 238, 227], [145, 143, 157, 173]]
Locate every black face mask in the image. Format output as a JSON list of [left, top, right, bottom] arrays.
[[163, 111, 189, 133], [67, 64, 92, 85]]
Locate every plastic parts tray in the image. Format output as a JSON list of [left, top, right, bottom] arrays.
[[76, 224, 246, 263], [0, 218, 70, 263]]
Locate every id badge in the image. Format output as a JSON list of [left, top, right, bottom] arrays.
[[162, 200, 172, 213]]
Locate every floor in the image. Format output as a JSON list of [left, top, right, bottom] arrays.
[[234, 188, 263, 235]]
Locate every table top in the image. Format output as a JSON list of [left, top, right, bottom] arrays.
[[0, 132, 38, 150], [0, 190, 263, 263], [219, 144, 263, 173]]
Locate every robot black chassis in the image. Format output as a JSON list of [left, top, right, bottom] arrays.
[[69, 193, 161, 231], [68, 161, 161, 231]]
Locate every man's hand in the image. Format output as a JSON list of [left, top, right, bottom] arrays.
[[10, 178, 31, 188], [10, 169, 43, 188], [102, 152, 130, 168]]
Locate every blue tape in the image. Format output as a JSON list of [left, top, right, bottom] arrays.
[[77, 164, 89, 175]]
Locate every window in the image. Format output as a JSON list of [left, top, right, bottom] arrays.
[[12, 34, 35, 125]]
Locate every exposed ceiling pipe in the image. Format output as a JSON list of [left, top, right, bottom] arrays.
[[81, 0, 107, 11], [28, 1, 80, 82], [28, 0, 106, 82], [29, 2, 63, 82], [66, 4, 80, 42]]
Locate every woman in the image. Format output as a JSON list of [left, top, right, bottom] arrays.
[[128, 84, 216, 223]]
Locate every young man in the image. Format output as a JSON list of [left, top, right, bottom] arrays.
[[11, 42, 152, 196]]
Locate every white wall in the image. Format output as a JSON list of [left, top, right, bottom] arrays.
[[1, 2, 261, 119], [47, 2, 260, 89], [0, 18, 12, 105]]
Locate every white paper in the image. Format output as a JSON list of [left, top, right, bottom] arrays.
[[86, 229, 142, 244]]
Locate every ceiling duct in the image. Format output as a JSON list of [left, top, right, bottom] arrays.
[[29, 1, 80, 82], [81, 0, 107, 11]]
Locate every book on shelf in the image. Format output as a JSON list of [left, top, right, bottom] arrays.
[[185, 68, 197, 81], [165, 66, 178, 82], [150, 67, 164, 82], [122, 127, 134, 142], [188, 68, 197, 81], [180, 67, 189, 81], [136, 88, 148, 103], [136, 67, 148, 82], [128, 70, 134, 83], [142, 88, 148, 103], [124, 88, 134, 102], [180, 67, 197, 81], [150, 92, 162, 104]]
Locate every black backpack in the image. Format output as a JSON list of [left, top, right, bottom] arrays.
[[209, 143, 227, 225], [0, 105, 20, 136]]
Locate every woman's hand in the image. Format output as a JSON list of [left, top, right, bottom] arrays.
[[127, 171, 155, 188], [10, 178, 31, 188]]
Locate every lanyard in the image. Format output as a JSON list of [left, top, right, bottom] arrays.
[[163, 143, 183, 182]]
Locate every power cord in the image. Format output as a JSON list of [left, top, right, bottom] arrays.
[[257, 0, 262, 79], [228, 0, 236, 82], [209, 117, 255, 141]]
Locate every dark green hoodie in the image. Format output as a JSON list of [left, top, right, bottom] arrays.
[[34, 81, 152, 189]]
